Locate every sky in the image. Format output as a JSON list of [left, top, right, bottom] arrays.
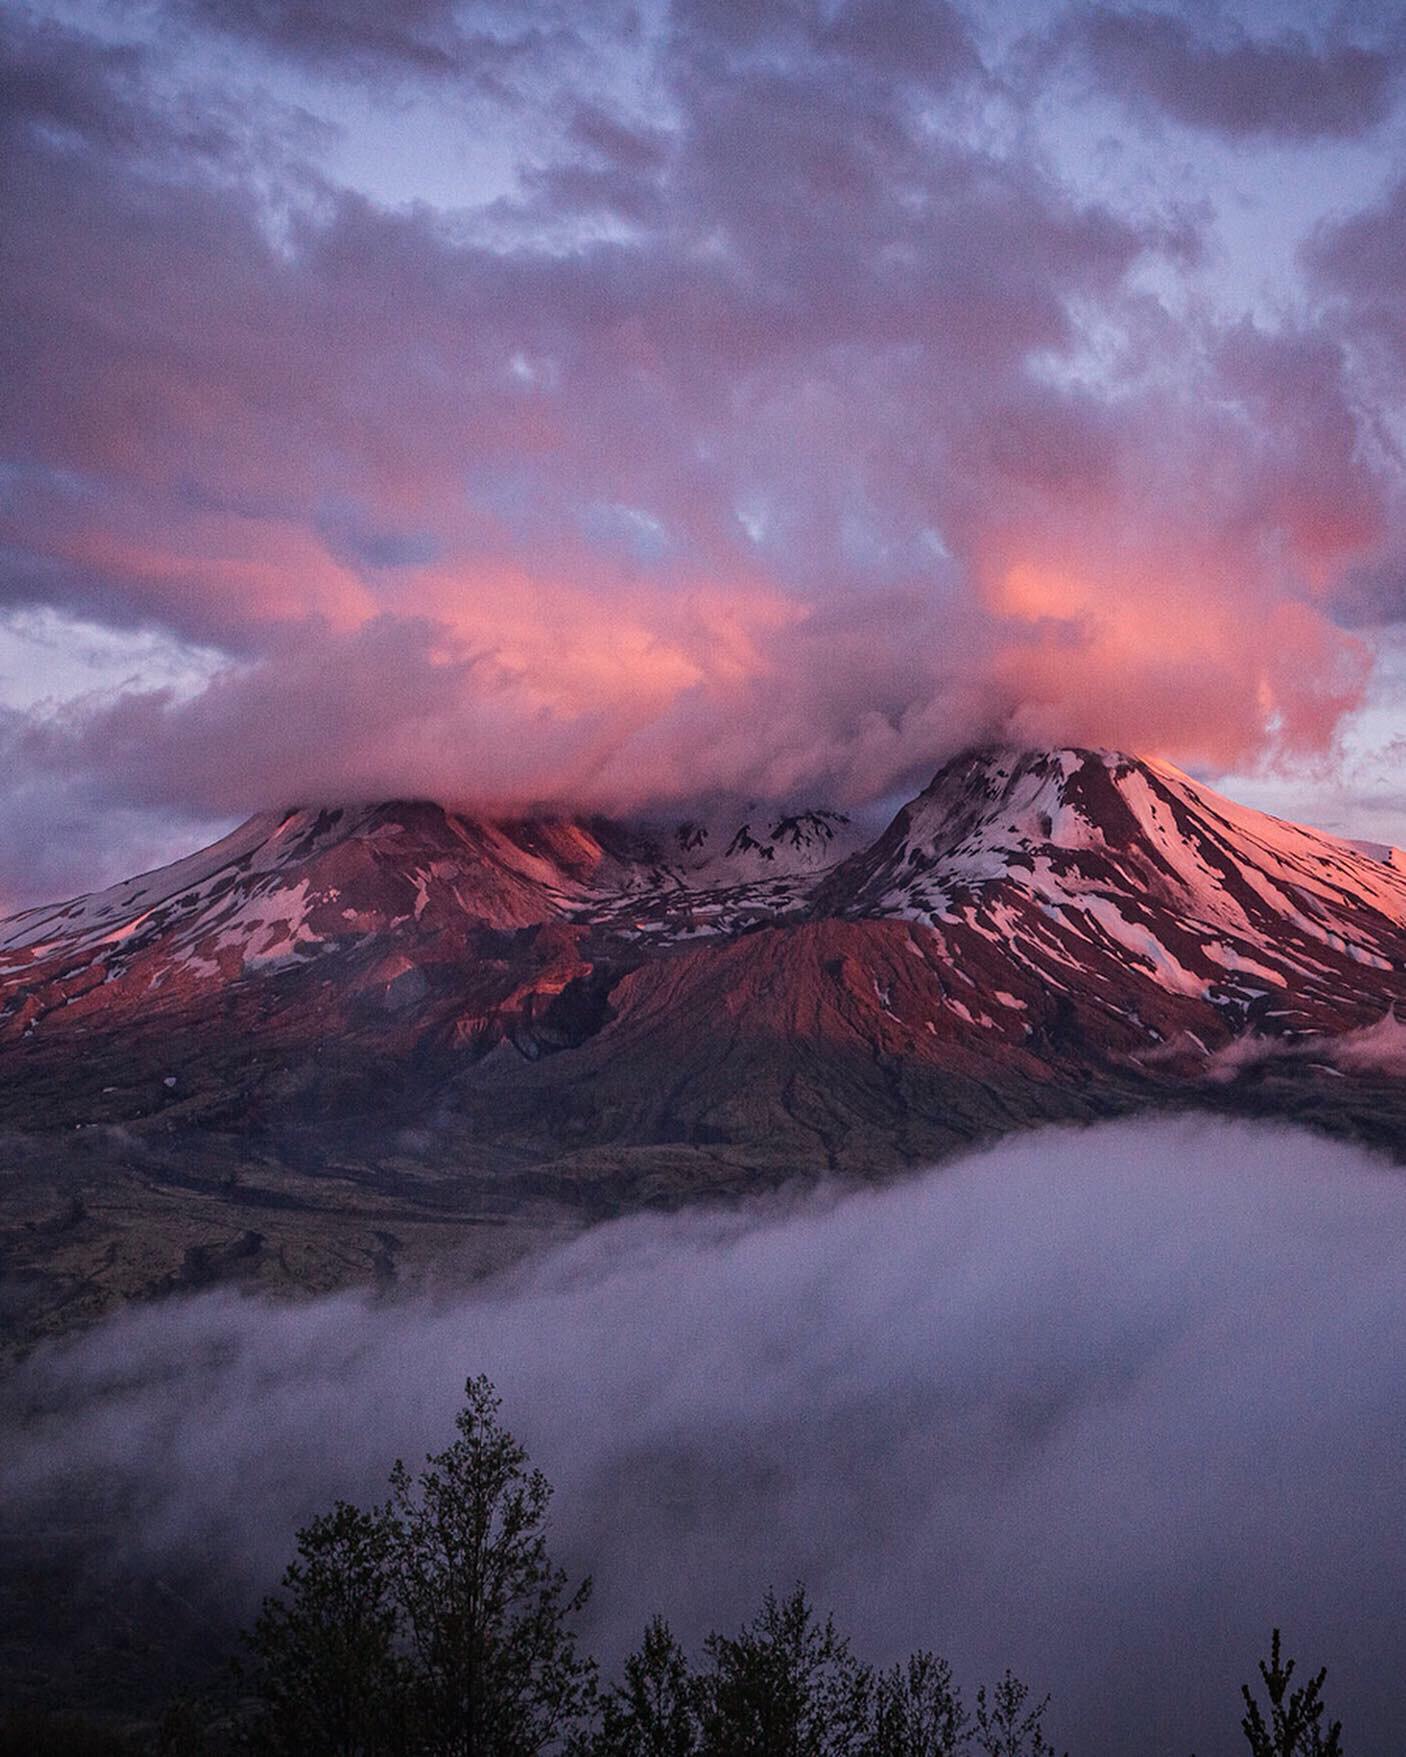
[[5, 0, 1406, 903]]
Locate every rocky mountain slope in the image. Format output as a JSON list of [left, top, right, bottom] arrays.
[[4, 747, 1406, 1348]]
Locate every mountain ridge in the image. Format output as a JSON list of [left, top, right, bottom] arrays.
[[3, 745, 1406, 1352]]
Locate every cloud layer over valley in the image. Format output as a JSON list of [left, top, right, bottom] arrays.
[[8, 1116, 1406, 1754]]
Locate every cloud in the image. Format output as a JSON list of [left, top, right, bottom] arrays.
[[0, 4, 1399, 896], [8, 1117, 1406, 1754], [1306, 176, 1406, 377], [1207, 1009, 1406, 1081], [669, 0, 981, 90], [162, 0, 637, 93], [1297, 178, 1406, 628], [171, 0, 474, 78], [1054, 6, 1401, 142]]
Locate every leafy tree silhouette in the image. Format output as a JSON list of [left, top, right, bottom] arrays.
[[697, 1585, 873, 1756], [1240, 1629, 1343, 1757], [240, 1500, 407, 1755], [240, 1376, 595, 1757], [865, 1650, 970, 1756], [972, 1670, 1064, 1757], [182, 1375, 1369, 1757], [588, 1617, 700, 1756], [385, 1376, 595, 1756]]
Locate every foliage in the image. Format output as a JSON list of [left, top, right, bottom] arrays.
[[1240, 1630, 1343, 1757], [590, 1603, 1064, 1757], [225, 1377, 1358, 1757], [972, 1671, 1063, 1757], [0, 1707, 140, 1755], [238, 1376, 594, 1757], [866, 1650, 971, 1757], [697, 1585, 874, 1757], [385, 1376, 596, 1756], [240, 1499, 406, 1755], [588, 1618, 700, 1757]]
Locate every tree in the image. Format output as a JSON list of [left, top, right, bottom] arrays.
[[590, 1617, 700, 1757], [698, 1586, 873, 1757], [238, 1377, 595, 1757], [387, 1375, 596, 1757], [866, 1651, 970, 1757], [972, 1671, 1062, 1757], [240, 1499, 406, 1756], [1240, 1630, 1343, 1757]]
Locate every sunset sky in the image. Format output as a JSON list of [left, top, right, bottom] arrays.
[[5, 0, 1406, 903]]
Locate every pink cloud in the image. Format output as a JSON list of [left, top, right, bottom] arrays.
[[0, 4, 1399, 898]]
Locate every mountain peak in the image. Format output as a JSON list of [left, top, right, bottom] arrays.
[[817, 742, 1406, 1028], [4, 746, 1406, 1071]]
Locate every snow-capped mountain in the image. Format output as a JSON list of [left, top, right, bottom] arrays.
[[819, 746, 1406, 1042], [5, 748, 1398, 1061], [6, 746, 1401, 1058], [0, 799, 863, 1041], [6, 747, 1406, 1348]]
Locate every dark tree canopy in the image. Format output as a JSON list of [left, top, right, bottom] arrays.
[[384, 1376, 595, 1756], [866, 1651, 971, 1757], [589, 1617, 700, 1757], [697, 1585, 874, 1757], [972, 1671, 1063, 1757], [242, 1499, 406, 1756], [240, 1376, 594, 1757]]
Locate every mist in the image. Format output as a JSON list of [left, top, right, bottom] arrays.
[[8, 1115, 1406, 1754], [1208, 1009, 1406, 1079]]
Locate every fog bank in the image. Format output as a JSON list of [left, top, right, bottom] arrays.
[[7, 1116, 1406, 1754]]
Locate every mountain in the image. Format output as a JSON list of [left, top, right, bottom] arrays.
[[820, 746, 1406, 1043], [4, 747, 1406, 1349], [0, 799, 860, 1061]]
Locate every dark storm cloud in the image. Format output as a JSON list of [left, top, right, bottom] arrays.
[[0, 7, 330, 174], [1210, 319, 1384, 566], [1055, 5, 1401, 141], [1332, 553, 1406, 626], [1298, 176, 1406, 625], [7, 1118, 1406, 1756], [0, 760, 226, 911], [0, 10, 148, 153], [171, 0, 473, 77], [180, 0, 980, 96]]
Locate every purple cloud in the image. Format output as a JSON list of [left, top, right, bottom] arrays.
[[1058, 5, 1400, 141], [1307, 177, 1406, 369], [162, 0, 635, 92], [0, 2, 1400, 898]]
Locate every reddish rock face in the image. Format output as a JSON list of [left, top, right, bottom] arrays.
[[5, 746, 1406, 1345], [5, 747, 1406, 1108]]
